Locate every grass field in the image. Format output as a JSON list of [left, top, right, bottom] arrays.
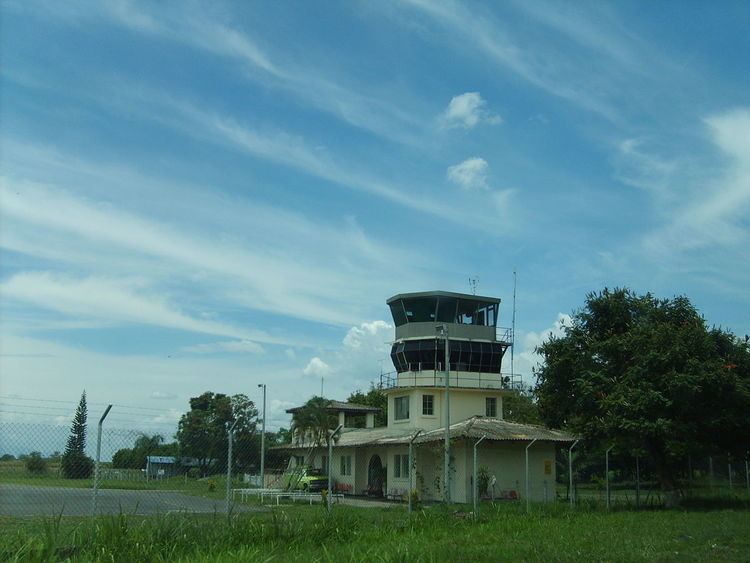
[[2, 501, 750, 562]]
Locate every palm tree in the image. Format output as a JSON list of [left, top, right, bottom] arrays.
[[291, 396, 338, 452]]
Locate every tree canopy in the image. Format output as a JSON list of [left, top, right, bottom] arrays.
[[111, 434, 178, 469], [535, 288, 750, 492], [346, 386, 387, 427], [176, 392, 258, 475]]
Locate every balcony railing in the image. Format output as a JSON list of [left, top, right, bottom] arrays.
[[496, 326, 513, 344], [379, 367, 523, 391]]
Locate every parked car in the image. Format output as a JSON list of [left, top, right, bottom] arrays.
[[282, 466, 329, 492]]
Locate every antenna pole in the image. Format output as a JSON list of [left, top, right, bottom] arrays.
[[511, 268, 517, 383]]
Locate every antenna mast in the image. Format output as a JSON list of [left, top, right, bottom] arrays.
[[469, 276, 479, 295], [511, 268, 517, 383]]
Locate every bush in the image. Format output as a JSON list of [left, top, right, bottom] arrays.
[[25, 452, 47, 474], [187, 467, 201, 479], [207, 479, 216, 492], [61, 451, 94, 479]]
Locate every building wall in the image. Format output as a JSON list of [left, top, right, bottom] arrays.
[[387, 388, 506, 430]]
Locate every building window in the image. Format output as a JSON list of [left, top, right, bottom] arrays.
[[394, 396, 410, 420], [422, 394, 434, 416], [321, 456, 328, 473], [294, 455, 304, 466], [486, 397, 497, 417], [393, 454, 410, 478], [339, 455, 352, 476]]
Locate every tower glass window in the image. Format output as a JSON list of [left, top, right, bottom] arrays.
[[402, 297, 437, 323]]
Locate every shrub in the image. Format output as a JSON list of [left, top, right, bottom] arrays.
[[207, 479, 216, 492], [26, 452, 47, 474], [187, 467, 201, 479], [477, 466, 490, 497], [61, 451, 94, 479]]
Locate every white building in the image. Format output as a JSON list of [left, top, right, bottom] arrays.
[[282, 290, 574, 503]]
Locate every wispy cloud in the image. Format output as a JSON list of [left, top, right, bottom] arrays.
[[14, 0, 424, 145], [0, 171, 428, 328], [0, 272, 274, 344], [183, 340, 266, 355]]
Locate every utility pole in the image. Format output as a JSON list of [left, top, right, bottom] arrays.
[[258, 383, 266, 488], [437, 324, 451, 503]]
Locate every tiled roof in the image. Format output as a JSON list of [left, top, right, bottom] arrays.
[[285, 400, 381, 414], [275, 417, 575, 450]]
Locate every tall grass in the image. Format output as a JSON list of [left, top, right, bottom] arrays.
[[2, 502, 749, 562]]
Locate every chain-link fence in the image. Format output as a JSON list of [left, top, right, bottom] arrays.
[[557, 444, 750, 510], [0, 396, 302, 518]]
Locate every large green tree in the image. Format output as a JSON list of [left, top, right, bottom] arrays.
[[111, 434, 178, 469], [535, 288, 750, 497], [176, 392, 258, 476], [61, 391, 94, 479], [346, 386, 387, 427]]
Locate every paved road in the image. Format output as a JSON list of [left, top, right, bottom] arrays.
[[0, 484, 264, 517]]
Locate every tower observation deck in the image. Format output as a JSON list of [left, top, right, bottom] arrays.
[[382, 290, 521, 391]]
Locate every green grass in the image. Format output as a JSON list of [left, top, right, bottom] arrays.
[[2, 502, 750, 562]]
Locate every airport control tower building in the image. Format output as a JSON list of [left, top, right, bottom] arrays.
[[380, 290, 520, 430]]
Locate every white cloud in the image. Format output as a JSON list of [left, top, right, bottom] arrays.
[[514, 313, 572, 380], [447, 157, 490, 190], [183, 340, 265, 355], [284, 348, 297, 360], [342, 320, 393, 349], [303, 357, 332, 378], [150, 391, 177, 400], [441, 92, 501, 129]]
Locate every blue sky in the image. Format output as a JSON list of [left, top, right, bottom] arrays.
[[1, 0, 749, 436]]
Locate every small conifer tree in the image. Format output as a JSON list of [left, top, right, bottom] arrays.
[[61, 391, 94, 479]]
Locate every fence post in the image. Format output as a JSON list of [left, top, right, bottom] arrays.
[[605, 445, 614, 511], [525, 438, 537, 513], [327, 424, 343, 514], [409, 430, 422, 515], [473, 435, 487, 516], [635, 455, 640, 510], [569, 439, 579, 508], [728, 455, 733, 490], [226, 420, 238, 515], [91, 405, 112, 517]]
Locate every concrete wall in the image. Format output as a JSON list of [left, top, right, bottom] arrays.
[[301, 439, 557, 504], [386, 388, 506, 430]]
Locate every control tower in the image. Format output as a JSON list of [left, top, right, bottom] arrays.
[[380, 290, 520, 429]]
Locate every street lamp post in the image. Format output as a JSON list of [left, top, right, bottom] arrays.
[[437, 324, 451, 503], [258, 383, 266, 488]]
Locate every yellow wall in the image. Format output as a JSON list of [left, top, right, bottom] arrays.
[[387, 387, 506, 430]]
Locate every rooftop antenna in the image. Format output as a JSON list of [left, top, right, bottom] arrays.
[[511, 268, 517, 385], [469, 276, 479, 295]]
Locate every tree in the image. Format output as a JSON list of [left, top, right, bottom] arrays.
[[112, 434, 177, 469], [346, 386, 387, 427], [502, 390, 542, 425], [25, 451, 47, 474], [61, 391, 94, 479], [176, 392, 258, 476], [290, 396, 338, 456], [535, 288, 750, 501]]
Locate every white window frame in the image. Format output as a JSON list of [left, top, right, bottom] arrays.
[[422, 394, 434, 416], [394, 396, 410, 420], [485, 397, 497, 417]]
